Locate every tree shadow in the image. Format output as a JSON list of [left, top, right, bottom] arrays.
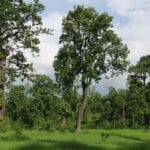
[[29, 140, 150, 150], [111, 133, 143, 142], [1, 132, 150, 150], [119, 141, 150, 150], [0, 132, 30, 141], [17, 140, 107, 150]]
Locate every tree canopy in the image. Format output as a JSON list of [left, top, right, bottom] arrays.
[[129, 55, 150, 85], [0, 0, 50, 81]]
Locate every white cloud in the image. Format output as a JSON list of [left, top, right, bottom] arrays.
[[26, 12, 63, 75], [94, 74, 128, 95], [107, 0, 150, 64], [98, 0, 150, 92], [107, 0, 150, 16]]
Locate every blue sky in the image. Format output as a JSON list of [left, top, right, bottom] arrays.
[[41, 0, 107, 14], [40, 0, 128, 24], [26, 0, 150, 94]]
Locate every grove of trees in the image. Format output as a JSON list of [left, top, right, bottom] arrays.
[[4, 61, 150, 130]]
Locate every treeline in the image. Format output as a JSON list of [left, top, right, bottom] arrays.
[[4, 55, 149, 130]]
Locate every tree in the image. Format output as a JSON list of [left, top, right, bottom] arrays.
[[128, 55, 150, 127], [0, 0, 50, 121], [53, 6, 129, 132], [6, 85, 33, 127], [116, 89, 127, 121], [86, 91, 103, 128], [6, 75, 62, 129], [129, 55, 150, 85], [60, 87, 79, 127], [29, 74, 60, 128]]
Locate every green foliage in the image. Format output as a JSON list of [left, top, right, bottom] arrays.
[[6, 75, 63, 130], [0, 0, 51, 85], [129, 55, 150, 74], [0, 117, 11, 132], [127, 55, 150, 127], [6, 85, 33, 127], [29, 75, 61, 128], [53, 5, 129, 132], [54, 5, 129, 89], [5, 72, 149, 130], [0, 0, 51, 123], [102, 121, 112, 130]]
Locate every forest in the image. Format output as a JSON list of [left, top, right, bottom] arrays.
[[0, 0, 150, 150]]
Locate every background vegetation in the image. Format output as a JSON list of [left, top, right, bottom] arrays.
[[1, 54, 149, 131]]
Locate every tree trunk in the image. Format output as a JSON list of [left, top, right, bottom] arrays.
[[61, 99, 67, 126], [75, 85, 89, 133], [61, 116, 67, 126], [122, 102, 125, 121], [0, 60, 5, 122], [0, 107, 3, 122], [132, 113, 135, 128]]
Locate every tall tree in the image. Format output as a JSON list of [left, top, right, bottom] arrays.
[[0, 0, 50, 121], [128, 55, 150, 127], [6, 85, 33, 127], [60, 88, 79, 127], [116, 89, 127, 121], [129, 55, 150, 85], [53, 6, 129, 132], [30, 74, 60, 127]]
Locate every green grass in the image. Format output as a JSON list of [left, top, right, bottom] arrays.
[[0, 129, 150, 150]]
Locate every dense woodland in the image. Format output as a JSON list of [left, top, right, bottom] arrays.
[[0, 1, 150, 133]]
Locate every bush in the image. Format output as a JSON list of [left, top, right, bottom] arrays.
[[11, 121, 22, 134], [112, 119, 129, 129], [0, 117, 12, 132], [102, 121, 112, 129]]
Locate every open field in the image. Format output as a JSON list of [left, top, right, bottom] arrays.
[[0, 129, 150, 150]]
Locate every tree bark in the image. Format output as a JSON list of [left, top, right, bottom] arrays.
[[132, 113, 135, 128], [61, 99, 67, 126], [0, 60, 5, 122], [75, 85, 89, 133], [0, 106, 3, 122], [61, 116, 67, 126], [122, 102, 125, 121]]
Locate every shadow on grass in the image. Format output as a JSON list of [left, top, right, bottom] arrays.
[[1, 131, 150, 150], [111, 133, 143, 141], [119, 141, 150, 150], [17, 141, 106, 150], [0, 132, 30, 141]]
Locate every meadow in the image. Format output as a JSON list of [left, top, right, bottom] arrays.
[[0, 129, 150, 150]]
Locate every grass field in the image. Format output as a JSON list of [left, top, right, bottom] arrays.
[[0, 129, 150, 150]]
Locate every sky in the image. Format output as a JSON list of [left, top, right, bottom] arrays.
[[26, 0, 150, 94]]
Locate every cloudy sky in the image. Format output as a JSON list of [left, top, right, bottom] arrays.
[[27, 0, 150, 94]]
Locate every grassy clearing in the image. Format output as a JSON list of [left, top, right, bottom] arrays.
[[0, 129, 150, 150]]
